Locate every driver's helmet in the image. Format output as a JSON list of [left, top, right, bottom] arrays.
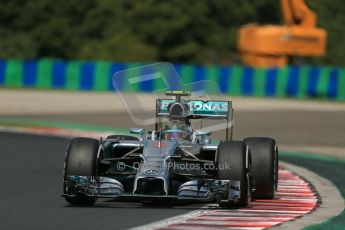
[[162, 120, 191, 140]]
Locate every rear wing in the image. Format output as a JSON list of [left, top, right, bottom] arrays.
[[156, 99, 232, 118], [156, 99, 233, 140]]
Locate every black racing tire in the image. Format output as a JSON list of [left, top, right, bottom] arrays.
[[244, 137, 278, 199], [63, 137, 100, 205], [216, 141, 251, 207], [106, 135, 138, 141]]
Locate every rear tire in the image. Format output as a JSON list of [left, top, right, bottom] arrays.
[[63, 137, 100, 205], [244, 137, 278, 199], [216, 141, 251, 207]]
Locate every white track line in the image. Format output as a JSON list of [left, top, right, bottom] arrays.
[[128, 209, 210, 230]]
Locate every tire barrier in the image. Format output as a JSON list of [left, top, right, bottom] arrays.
[[0, 58, 344, 100]]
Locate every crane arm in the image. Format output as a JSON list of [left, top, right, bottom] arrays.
[[280, 0, 316, 27]]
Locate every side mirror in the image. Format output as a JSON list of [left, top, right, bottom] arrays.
[[194, 130, 211, 136], [193, 130, 211, 144], [130, 128, 145, 141], [130, 128, 145, 134]]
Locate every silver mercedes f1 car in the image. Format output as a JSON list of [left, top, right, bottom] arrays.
[[62, 91, 278, 207]]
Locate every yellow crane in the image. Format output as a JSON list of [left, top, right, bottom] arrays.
[[237, 0, 327, 67]]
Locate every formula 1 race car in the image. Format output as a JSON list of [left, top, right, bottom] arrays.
[[62, 91, 278, 207]]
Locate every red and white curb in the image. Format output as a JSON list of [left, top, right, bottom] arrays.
[[133, 167, 319, 230]]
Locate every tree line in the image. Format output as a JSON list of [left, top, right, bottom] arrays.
[[0, 0, 344, 65]]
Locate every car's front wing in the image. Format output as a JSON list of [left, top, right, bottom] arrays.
[[62, 175, 241, 204]]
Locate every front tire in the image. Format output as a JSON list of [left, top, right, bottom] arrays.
[[244, 137, 278, 199], [216, 141, 251, 207], [63, 137, 100, 205]]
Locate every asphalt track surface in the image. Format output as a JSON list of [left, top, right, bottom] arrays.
[[0, 132, 204, 230]]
